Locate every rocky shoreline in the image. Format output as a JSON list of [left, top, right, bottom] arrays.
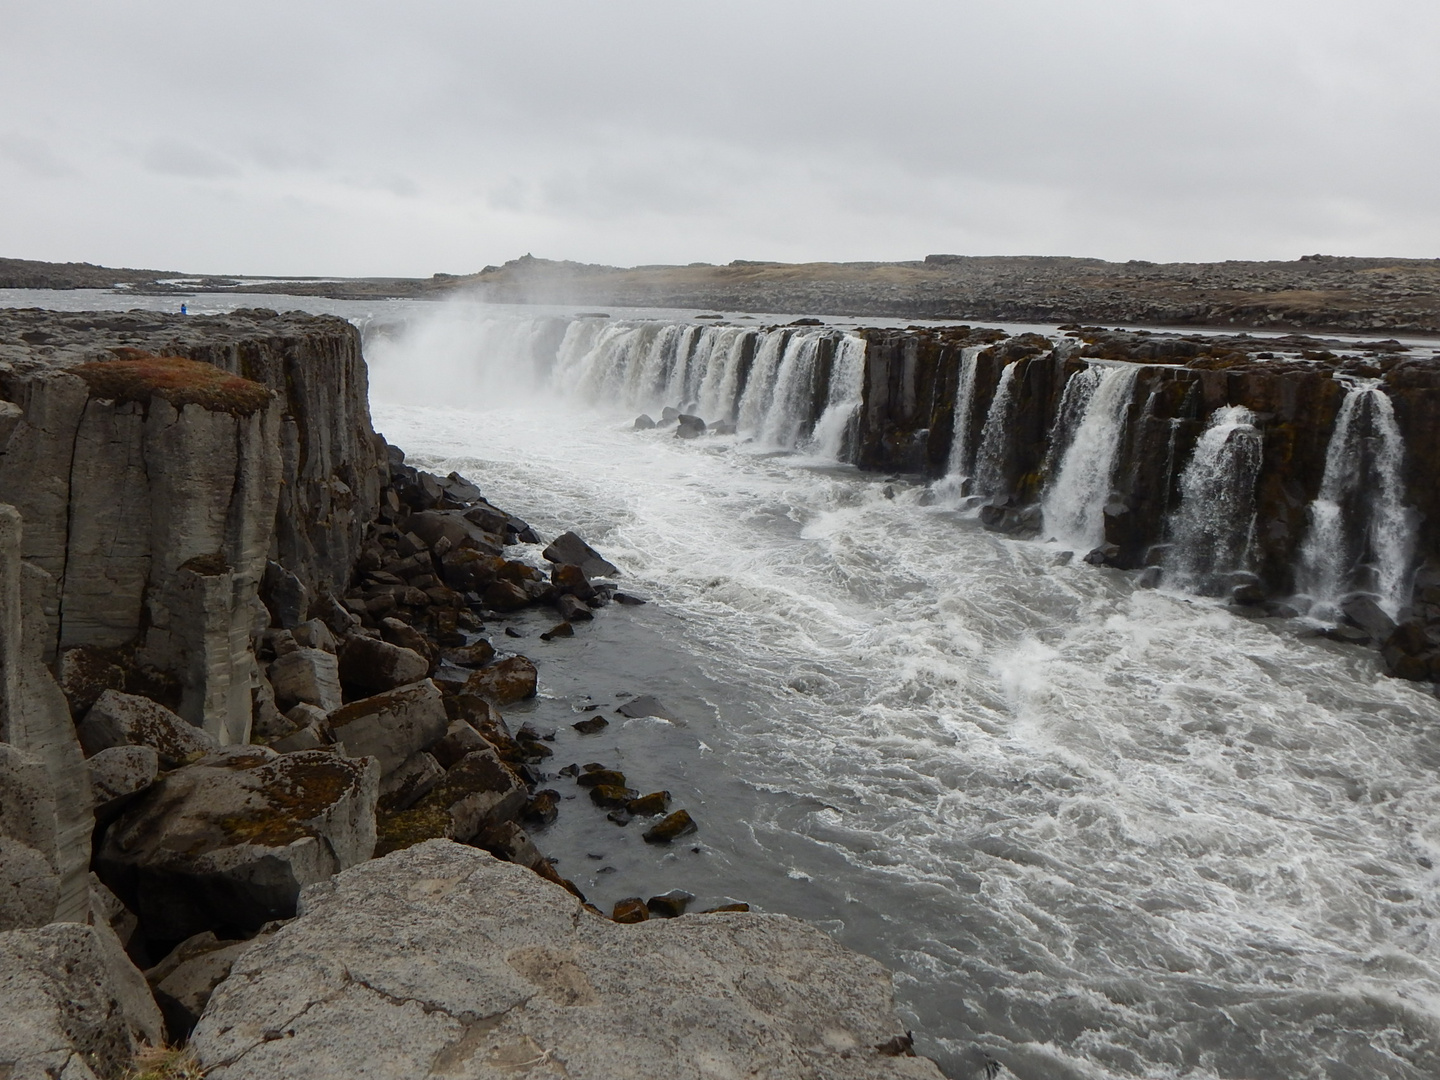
[[0, 308, 940, 1078]]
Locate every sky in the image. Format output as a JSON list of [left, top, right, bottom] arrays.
[[2, 1, 1437, 276]]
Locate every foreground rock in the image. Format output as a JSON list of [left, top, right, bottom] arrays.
[[192, 841, 941, 1079], [96, 747, 379, 948], [0, 922, 163, 1080]]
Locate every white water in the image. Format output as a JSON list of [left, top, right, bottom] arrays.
[[972, 362, 1022, 500], [1298, 383, 1416, 620], [809, 334, 869, 461], [940, 346, 987, 492], [1163, 406, 1264, 595], [365, 309, 1440, 1080], [1041, 365, 1139, 550]]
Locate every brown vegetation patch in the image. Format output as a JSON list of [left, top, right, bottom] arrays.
[[75, 352, 272, 416]]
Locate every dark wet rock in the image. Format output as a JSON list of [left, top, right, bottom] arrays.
[[1322, 624, 1373, 645], [78, 689, 218, 767], [633, 414, 656, 430], [504, 626, 524, 638], [337, 635, 429, 695], [481, 578, 531, 611], [614, 592, 648, 606], [551, 562, 597, 600], [1083, 543, 1123, 567], [572, 716, 609, 734], [438, 547, 505, 591], [1231, 583, 1267, 606], [543, 531, 619, 578], [980, 503, 1042, 536], [439, 639, 495, 667], [703, 902, 751, 913], [96, 748, 379, 947], [459, 655, 538, 705], [576, 769, 627, 789], [557, 594, 593, 622], [876, 1033, 917, 1057], [540, 621, 575, 641], [617, 693, 677, 720], [627, 791, 671, 816], [661, 406, 680, 423], [711, 420, 737, 436], [612, 897, 649, 923], [589, 784, 638, 809], [524, 789, 560, 826], [1342, 595, 1397, 642], [675, 414, 706, 439], [606, 808, 631, 826], [646, 890, 694, 918], [643, 809, 698, 844]]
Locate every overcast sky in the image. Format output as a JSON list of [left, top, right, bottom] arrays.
[[2, 1, 1437, 276]]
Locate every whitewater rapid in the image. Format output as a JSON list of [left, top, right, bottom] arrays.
[[370, 316, 1440, 1079]]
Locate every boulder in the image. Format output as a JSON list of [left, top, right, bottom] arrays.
[[78, 689, 218, 767], [550, 562, 596, 600], [407, 511, 497, 555], [438, 548, 505, 591], [267, 648, 344, 713], [328, 680, 449, 777], [270, 722, 331, 754], [428, 718, 492, 770], [1342, 595, 1398, 642], [557, 594, 593, 622], [339, 635, 430, 694], [375, 748, 528, 856], [460, 656, 538, 706], [96, 747, 379, 946], [675, 414, 706, 439], [0, 922, 164, 1080], [633, 414, 656, 430], [87, 744, 160, 820], [542, 531, 619, 578], [290, 618, 337, 653], [377, 751, 444, 812], [190, 841, 942, 1080], [481, 579, 531, 611], [379, 617, 434, 661], [617, 694, 677, 721], [643, 808, 697, 843], [440, 640, 495, 667]]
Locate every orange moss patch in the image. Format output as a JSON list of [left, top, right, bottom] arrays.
[[74, 352, 272, 415]]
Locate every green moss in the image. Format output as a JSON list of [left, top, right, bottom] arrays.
[[216, 755, 360, 848], [76, 351, 272, 416]]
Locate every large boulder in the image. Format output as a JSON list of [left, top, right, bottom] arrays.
[[267, 648, 343, 712], [459, 656, 538, 706], [87, 744, 160, 820], [327, 679, 449, 777], [95, 747, 379, 947], [192, 841, 941, 1080], [0, 836, 59, 932], [338, 635, 429, 695], [0, 922, 164, 1080], [78, 689, 218, 767], [146, 928, 276, 1039], [375, 748, 528, 856], [542, 531, 619, 577]]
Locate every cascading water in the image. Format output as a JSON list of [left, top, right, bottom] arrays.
[[1040, 364, 1102, 481], [971, 361, 1021, 499], [1162, 405, 1263, 594], [1040, 364, 1139, 549], [759, 333, 825, 448], [933, 346, 985, 500], [1297, 381, 1415, 619], [808, 334, 867, 460]]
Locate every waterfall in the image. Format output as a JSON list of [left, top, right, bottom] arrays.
[[1040, 365, 1139, 549], [1041, 366, 1102, 482], [938, 346, 985, 489], [971, 362, 1022, 500], [759, 333, 825, 447], [1296, 382, 1414, 619], [1163, 406, 1263, 595], [809, 334, 868, 461]]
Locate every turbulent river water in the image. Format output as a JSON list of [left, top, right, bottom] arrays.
[[9, 291, 1440, 1079]]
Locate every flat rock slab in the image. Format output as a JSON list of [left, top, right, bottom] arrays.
[[193, 840, 941, 1080]]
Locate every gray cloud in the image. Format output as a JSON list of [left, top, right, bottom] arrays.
[[0, 0, 1436, 275]]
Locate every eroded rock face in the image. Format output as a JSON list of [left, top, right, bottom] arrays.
[[0, 922, 163, 1080], [192, 841, 942, 1080], [95, 747, 379, 947]]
